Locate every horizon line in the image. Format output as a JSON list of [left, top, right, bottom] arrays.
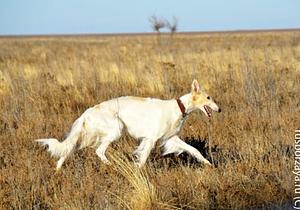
[[0, 27, 299, 38]]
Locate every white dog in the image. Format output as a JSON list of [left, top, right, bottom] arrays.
[[36, 79, 221, 170]]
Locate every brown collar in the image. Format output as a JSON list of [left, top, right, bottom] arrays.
[[176, 98, 187, 117]]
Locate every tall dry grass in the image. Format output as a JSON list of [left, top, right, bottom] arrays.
[[0, 31, 299, 209]]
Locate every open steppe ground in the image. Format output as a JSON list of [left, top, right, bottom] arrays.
[[0, 30, 299, 209]]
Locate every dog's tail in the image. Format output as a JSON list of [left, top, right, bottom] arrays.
[[36, 116, 84, 158]]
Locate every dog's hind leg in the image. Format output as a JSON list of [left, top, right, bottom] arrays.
[[96, 133, 121, 164], [56, 155, 67, 171], [94, 115, 123, 164], [162, 135, 211, 165]]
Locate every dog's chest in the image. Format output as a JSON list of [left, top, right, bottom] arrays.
[[164, 117, 186, 138], [174, 118, 185, 131]]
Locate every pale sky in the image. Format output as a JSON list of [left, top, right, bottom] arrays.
[[0, 0, 299, 35]]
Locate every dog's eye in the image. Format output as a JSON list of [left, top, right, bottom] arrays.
[[207, 96, 210, 100]]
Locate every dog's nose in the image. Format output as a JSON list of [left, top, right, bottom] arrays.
[[218, 108, 221, 113]]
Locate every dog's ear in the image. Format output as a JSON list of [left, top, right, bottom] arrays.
[[191, 79, 201, 93]]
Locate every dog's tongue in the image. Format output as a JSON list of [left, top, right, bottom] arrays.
[[204, 106, 212, 117], [207, 111, 211, 117]]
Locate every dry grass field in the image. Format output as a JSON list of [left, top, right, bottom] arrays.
[[0, 30, 299, 209]]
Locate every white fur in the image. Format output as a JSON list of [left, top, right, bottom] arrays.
[[36, 80, 220, 170]]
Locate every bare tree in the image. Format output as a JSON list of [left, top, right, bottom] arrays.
[[166, 16, 178, 34], [149, 16, 166, 33]]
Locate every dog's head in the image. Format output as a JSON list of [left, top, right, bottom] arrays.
[[190, 79, 221, 118]]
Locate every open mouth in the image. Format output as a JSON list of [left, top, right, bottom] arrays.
[[204, 105, 212, 117]]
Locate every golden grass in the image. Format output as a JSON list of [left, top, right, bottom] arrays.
[[0, 31, 299, 209]]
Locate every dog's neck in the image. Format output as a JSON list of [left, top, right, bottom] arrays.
[[177, 93, 195, 116]]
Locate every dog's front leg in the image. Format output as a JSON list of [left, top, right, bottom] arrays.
[[162, 135, 211, 165], [133, 138, 155, 168]]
